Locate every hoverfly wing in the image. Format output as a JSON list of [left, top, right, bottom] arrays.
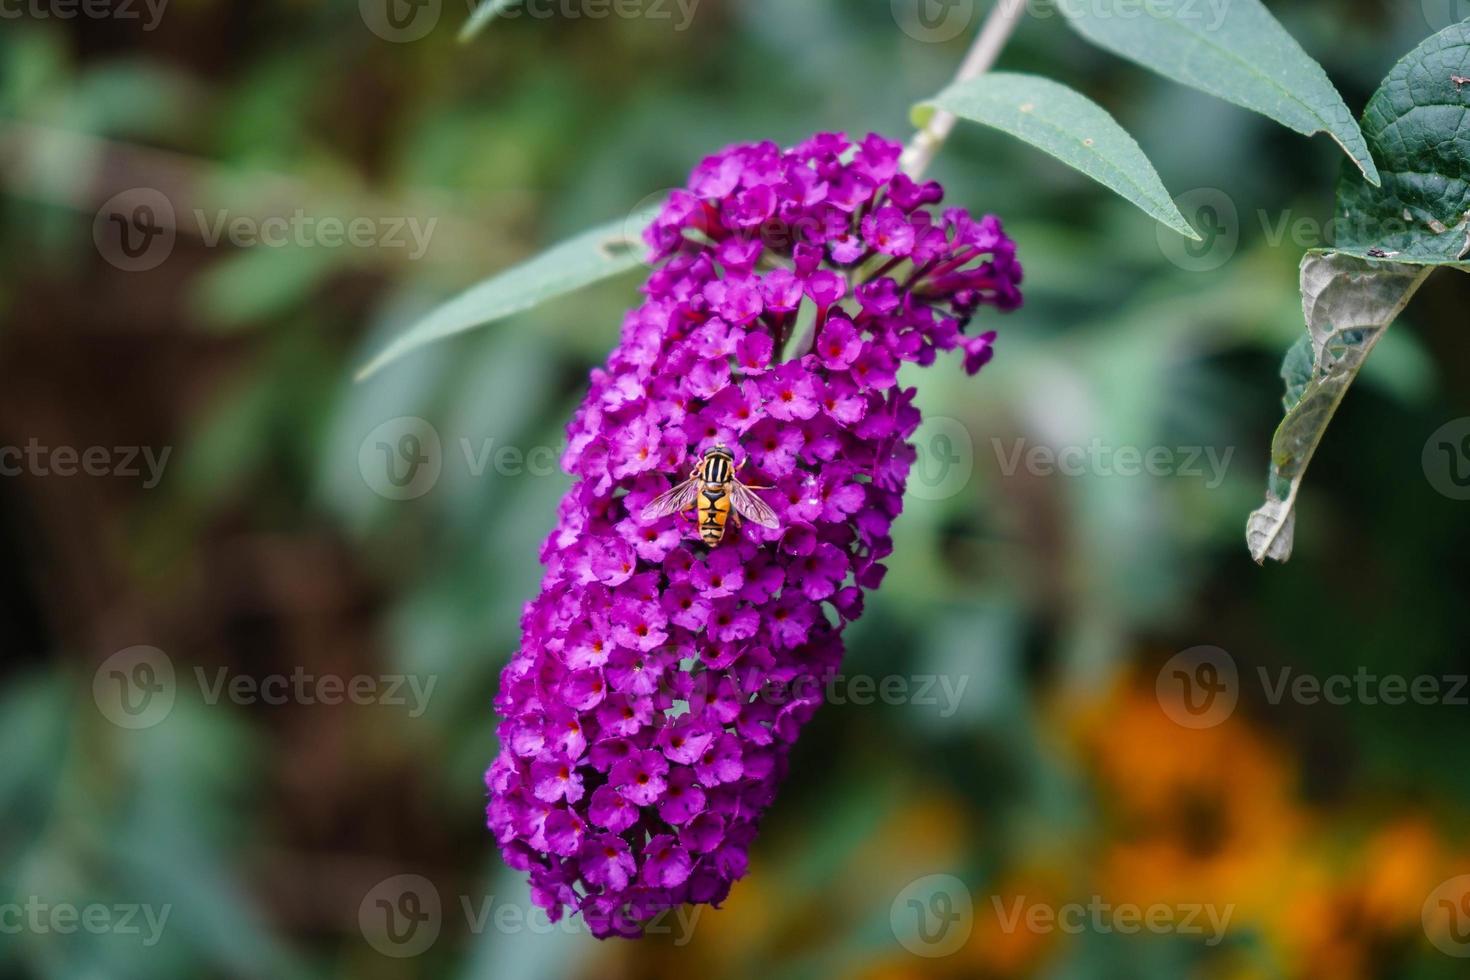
[[641, 477, 702, 522], [729, 480, 780, 529]]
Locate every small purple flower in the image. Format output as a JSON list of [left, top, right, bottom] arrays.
[[657, 767, 707, 825], [815, 317, 862, 371], [641, 835, 693, 888], [804, 269, 847, 308], [962, 330, 998, 375], [706, 277, 764, 324], [717, 237, 762, 274], [657, 719, 715, 765], [583, 835, 638, 891], [558, 669, 606, 712], [487, 132, 1022, 938], [589, 785, 639, 832], [681, 811, 726, 853], [761, 362, 820, 421], [611, 749, 669, 806], [760, 269, 804, 312], [735, 332, 775, 374], [606, 647, 663, 696], [708, 600, 760, 642], [532, 757, 585, 803], [543, 809, 585, 857], [861, 206, 917, 256], [888, 174, 944, 212], [690, 549, 744, 598], [687, 357, 732, 399], [695, 734, 744, 786], [819, 377, 866, 425], [739, 185, 781, 228]]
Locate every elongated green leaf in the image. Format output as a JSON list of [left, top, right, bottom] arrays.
[[460, 0, 524, 41], [917, 72, 1200, 240], [1248, 21, 1470, 563], [1247, 253, 1430, 563], [1061, 0, 1380, 186], [356, 215, 648, 381]]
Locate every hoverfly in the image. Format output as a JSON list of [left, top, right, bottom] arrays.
[[641, 445, 779, 546]]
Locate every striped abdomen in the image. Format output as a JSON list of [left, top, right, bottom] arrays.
[[698, 484, 731, 545]]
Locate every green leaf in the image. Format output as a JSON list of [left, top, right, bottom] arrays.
[[1246, 253, 1430, 564], [1060, 0, 1380, 186], [1248, 20, 1470, 563], [356, 214, 649, 381], [460, 0, 524, 42], [917, 72, 1200, 240], [1335, 19, 1470, 263]]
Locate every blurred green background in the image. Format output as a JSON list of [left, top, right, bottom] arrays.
[[3, 1, 1470, 977]]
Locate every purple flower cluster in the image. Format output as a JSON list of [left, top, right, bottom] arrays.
[[486, 132, 1021, 938]]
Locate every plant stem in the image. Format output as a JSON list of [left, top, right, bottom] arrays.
[[900, 0, 1027, 180]]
